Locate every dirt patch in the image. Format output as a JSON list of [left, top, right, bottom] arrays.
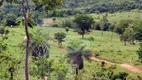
[[56, 46, 67, 52], [56, 47, 142, 74], [120, 64, 142, 74], [91, 56, 142, 74]]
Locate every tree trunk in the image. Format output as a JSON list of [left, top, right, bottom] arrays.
[[101, 30, 103, 37], [124, 41, 126, 46], [10, 72, 13, 80], [76, 68, 78, 75], [75, 68, 78, 80], [22, 0, 30, 80], [82, 34, 84, 39], [111, 31, 113, 41], [131, 39, 135, 45]]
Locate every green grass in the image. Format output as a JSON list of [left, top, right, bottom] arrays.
[[4, 26, 142, 79], [54, 10, 142, 25], [7, 26, 140, 64]]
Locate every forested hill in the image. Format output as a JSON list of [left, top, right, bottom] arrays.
[[62, 0, 134, 8], [59, 0, 142, 16], [1, 0, 142, 26], [62, 0, 141, 8]]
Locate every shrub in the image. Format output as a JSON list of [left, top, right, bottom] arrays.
[[137, 42, 142, 63], [52, 24, 58, 27], [88, 36, 95, 41], [65, 27, 69, 33], [54, 32, 66, 46]]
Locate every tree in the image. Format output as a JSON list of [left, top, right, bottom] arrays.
[[65, 27, 69, 33], [109, 22, 116, 41], [121, 28, 130, 45], [1, 0, 63, 80], [73, 14, 94, 38], [133, 21, 142, 41], [22, 30, 50, 58], [54, 32, 66, 47], [66, 41, 92, 75], [0, 26, 9, 53], [115, 19, 132, 34], [137, 43, 142, 63], [4, 13, 17, 26]]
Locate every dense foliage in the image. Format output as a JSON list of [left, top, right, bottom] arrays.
[[54, 32, 66, 46], [74, 14, 94, 38]]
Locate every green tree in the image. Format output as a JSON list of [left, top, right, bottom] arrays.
[[73, 14, 94, 38], [115, 19, 132, 34], [23, 30, 50, 58], [0, 26, 9, 53], [4, 13, 17, 26], [65, 27, 69, 33], [54, 32, 66, 47], [2, 0, 63, 80], [137, 43, 142, 63], [109, 22, 116, 41], [133, 21, 142, 41], [66, 41, 92, 75], [121, 28, 131, 45]]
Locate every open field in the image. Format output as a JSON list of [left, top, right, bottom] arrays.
[[54, 10, 142, 26], [4, 26, 142, 79]]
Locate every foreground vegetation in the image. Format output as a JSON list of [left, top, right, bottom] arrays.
[[1, 0, 142, 80], [0, 26, 142, 79]]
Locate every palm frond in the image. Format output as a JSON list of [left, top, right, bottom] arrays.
[[82, 50, 92, 61], [78, 45, 86, 51]]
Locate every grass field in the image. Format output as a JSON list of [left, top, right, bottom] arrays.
[[54, 10, 142, 26], [4, 26, 142, 79]]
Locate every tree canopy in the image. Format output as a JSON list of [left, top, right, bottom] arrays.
[[73, 14, 94, 38]]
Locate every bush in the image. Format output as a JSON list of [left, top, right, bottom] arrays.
[[52, 24, 58, 27], [0, 26, 5, 34], [137, 43, 142, 63], [65, 27, 69, 33], [4, 13, 17, 26], [88, 36, 95, 41], [54, 32, 66, 46], [62, 19, 76, 28]]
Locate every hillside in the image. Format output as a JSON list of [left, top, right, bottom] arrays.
[[1, 0, 142, 80], [59, 0, 142, 17]]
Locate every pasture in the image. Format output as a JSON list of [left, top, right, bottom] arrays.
[[4, 26, 142, 79]]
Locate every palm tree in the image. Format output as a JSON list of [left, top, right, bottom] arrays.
[[22, 30, 50, 58], [30, 30, 50, 58], [66, 41, 92, 75]]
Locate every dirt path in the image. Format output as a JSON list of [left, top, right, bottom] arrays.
[[91, 56, 142, 74], [56, 47, 142, 74]]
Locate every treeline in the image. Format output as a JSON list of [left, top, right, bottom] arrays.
[[0, 2, 43, 26], [2, 0, 142, 25], [56, 0, 142, 17], [61, 14, 142, 45]]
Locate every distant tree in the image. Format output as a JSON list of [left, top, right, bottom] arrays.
[[66, 41, 92, 75], [121, 28, 131, 45], [0, 26, 9, 53], [115, 19, 132, 34], [65, 27, 69, 33], [16, 13, 36, 28], [133, 21, 142, 41], [62, 19, 76, 28], [109, 22, 116, 41], [73, 14, 94, 38], [137, 43, 142, 63], [100, 14, 111, 37], [135, 0, 140, 3], [4, 13, 17, 26], [54, 32, 66, 47]]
